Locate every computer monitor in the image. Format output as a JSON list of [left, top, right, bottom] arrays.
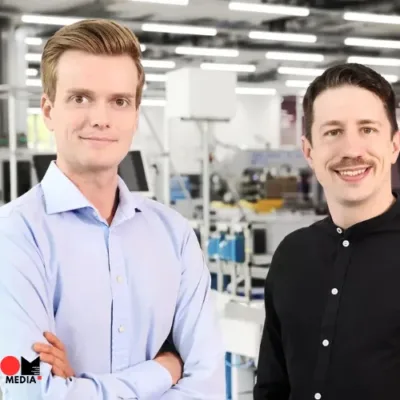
[[118, 150, 152, 196], [32, 153, 56, 182], [2, 160, 32, 203], [32, 150, 152, 196]]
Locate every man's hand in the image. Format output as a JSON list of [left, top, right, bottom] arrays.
[[33, 331, 75, 379], [154, 351, 183, 385]]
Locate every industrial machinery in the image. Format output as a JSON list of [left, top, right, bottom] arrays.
[[191, 208, 324, 399]]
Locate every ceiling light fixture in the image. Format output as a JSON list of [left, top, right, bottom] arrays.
[[266, 51, 324, 62], [142, 23, 217, 36], [26, 79, 42, 87], [28, 107, 41, 114], [235, 87, 276, 95], [130, 0, 188, 4], [278, 66, 324, 76], [26, 69, 38, 77], [250, 31, 317, 43], [343, 12, 400, 25], [344, 37, 400, 49], [21, 14, 83, 25], [347, 56, 400, 67], [25, 37, 43, 46], [200, 62, 256, 72], [25, 53, 41, 62], [229, 1, 309, 16], [142, 59, 176, 68], [141, 98, 166, 107], [383, 74, 398, 83], [175, 46, 239, 57], [145, 74, 167, 82], [285, 80, 311, 88]]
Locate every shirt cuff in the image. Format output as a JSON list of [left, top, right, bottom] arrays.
[[129, 360, 173, 398]]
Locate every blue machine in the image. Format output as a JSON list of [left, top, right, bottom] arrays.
[[208, 232, 223, 260], [227, 230, 245, 263]]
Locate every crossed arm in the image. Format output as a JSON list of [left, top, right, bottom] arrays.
[[0, 220, 226, 400]]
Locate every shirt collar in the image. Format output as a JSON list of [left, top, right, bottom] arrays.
[[318, 192, 400, 239], [40, 161, 143, 219]]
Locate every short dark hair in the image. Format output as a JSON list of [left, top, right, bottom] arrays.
[[302, 63, 398, 143]]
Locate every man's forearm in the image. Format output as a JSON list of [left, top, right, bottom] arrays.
[[2, 359, 172, 400]]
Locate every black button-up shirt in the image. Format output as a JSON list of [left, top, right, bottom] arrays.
[[254, 194, 400, 400]]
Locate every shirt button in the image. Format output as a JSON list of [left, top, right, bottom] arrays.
[[315, 394, 322, 400], [342, 240, 349, 247], [331, 288, 338, 295], [336, 227, 342, 234], [116, 276, 123, 283], [322, 339, 329, 347], [118, 325, 125, 333]]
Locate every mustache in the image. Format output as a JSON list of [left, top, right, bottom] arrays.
[[330, 158, 374, 170]]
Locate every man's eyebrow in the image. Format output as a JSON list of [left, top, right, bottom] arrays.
[[357, 119, 382, 126], [320, 120, 343, 129], [66, 88, 95, 97], [110, 92, 135, 99], [319, 119, 382, 130], [65, 89, 135, 98]]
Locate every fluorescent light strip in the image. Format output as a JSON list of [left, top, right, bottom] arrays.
[[345, 37, 400, 49], [266, 51, 324, 62], [249, 31, 317, 43], [28, 107, 41, 115], [200, 62, 256, 72], [229, 1, 309, 16], [278, 66, 324, 76], [21, 14, 83, 25], [25, 53, 41, 62], [26, 68, 38, 77], [130, 0, 188, 4], [26, 79, 41, 86], [175, 46, 239, 57], [383, 74, 398, 83], [142, 23, 217, 36], [142, 59, 176, 68], [141, 98, 166, 107], [347, 56, 400, 67], [285, 80, 311, 88], [25, 37, 43, 46], [236, 87, 276, 95], [278, 66, 398, 83], [145, 74, 166, 82], [343, 12, 400, 25]]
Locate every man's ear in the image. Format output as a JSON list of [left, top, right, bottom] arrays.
[[41, 94, 54, 132], [301, 135, 314, 170], [391, 130, 400, 164]]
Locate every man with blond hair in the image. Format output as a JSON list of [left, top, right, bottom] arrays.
[[0, 19, 225, 400]]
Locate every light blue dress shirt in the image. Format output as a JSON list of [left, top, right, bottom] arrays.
[[0, 161, 225, 400]]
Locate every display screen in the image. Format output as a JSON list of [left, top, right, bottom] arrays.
[[118, 150, 149, 192]]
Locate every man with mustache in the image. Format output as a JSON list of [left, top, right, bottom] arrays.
[[254, 63, 400, 400], [0, 19, 225, 400]]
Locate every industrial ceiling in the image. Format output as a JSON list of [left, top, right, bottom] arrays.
[[2, 0, 400, 98]]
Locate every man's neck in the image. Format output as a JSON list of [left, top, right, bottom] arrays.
[[56, 160, 119, 224], [327, 188, 395, 230]]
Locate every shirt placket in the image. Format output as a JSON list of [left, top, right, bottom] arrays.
[[312, 228, 352, 400]]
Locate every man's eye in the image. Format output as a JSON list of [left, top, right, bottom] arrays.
[[73, 96, 87, 104], [115, 99, 128, 107]]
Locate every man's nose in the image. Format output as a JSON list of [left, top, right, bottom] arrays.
[[89, 103, 111, 129], [340, 130, 366, 158]]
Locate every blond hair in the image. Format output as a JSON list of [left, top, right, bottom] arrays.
[[41, 19, 145, 108]]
